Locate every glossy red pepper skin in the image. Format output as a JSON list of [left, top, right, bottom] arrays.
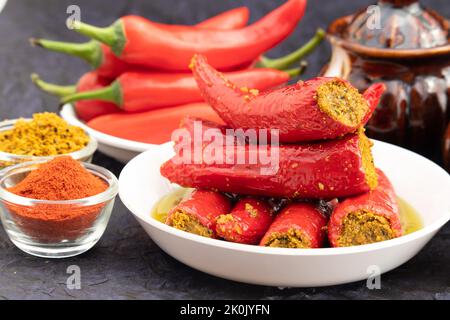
[[166, 189, 231, 238], [171, 7, 249, 30], [115, 0, 305, 71], [116, 68, 290, 112], [191, 54, 386, 143], [74, 71, 120, 122], [87, 103, 223, 144], [260, 203, 328, 248], [328, 169, 403, 247], [95, 8, 250, 78], [160, 118, 375, 198], [216, 198, 274, 244]]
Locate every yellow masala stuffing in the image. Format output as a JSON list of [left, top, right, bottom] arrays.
[[337, 211, 396, 247], [316, 80, 369, 127], [264, 229, 312, 248], [0, 112, 89, 156]]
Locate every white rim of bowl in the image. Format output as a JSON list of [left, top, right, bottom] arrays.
[[0, 159, 119, 206], [60, 104, 155, 152], [119, 139, 450, 256], [0, 118, 98, 161]]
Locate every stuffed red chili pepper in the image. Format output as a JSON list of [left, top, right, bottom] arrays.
[[160, 118, 378, 198], [328, 169, 403, 247], [31, 7, 250, 79], [31, 71, 120, 122], [191, 54, 386, 143], [260, 203, 328, 248], [166, 189, 231, 238], [87, 103, 223, 144], [216, 198, 274, 245], [60, 68, 298, 112], [70, 0, 306, 71]]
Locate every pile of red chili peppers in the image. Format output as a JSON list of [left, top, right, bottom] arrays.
[[31, 0, 325, 144], [160, 53, 404, 249]]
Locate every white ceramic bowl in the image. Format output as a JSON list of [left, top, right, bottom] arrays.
[[60, 104, 155, 163], [119, 140, 450, 287]]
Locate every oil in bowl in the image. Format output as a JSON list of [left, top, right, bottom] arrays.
[[152, 188, 194, 223]]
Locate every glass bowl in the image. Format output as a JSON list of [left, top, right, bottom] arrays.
[[0, 119, 98, 169], [0, 160, 118, 258]]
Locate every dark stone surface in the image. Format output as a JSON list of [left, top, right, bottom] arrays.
[[0, 0, 449, 300]]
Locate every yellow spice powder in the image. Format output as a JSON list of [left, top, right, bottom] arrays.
[[0, 112, 89, 156]]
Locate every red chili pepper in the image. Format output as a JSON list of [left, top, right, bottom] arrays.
[[216, 198, 274, 245], [31, 7, 250, 79], [260, 203, 328, 248], [183, 7, 249, 30], [328, 169, 403, 247], [60, 68, 298, 112], [71, 0, 307, 71], [31, 71, 120, 122], [87, 103, 224, 144], [191, 54, 386, 143], [160, 118, 378, 198], [166, 189, 231, 238]]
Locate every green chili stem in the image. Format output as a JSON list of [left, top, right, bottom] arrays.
[[284, 61, 308, 78], [31, 74, 77, 97], [71, 20, 126, 56], [61, 81, 122, 106], [30, 38, 102, 68], [257, 28, 325, 70]]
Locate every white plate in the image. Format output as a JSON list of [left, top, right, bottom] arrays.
[[119, 140, 450, 287], [60, 104, 156, 163]]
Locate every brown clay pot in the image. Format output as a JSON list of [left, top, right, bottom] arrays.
[[322, 0, 450, 161]]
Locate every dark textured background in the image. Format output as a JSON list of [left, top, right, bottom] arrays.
[[0, 0, 449, 300]]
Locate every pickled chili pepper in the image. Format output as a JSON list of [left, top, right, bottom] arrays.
[[60, 67, 300, 112], [87, 103, 223, 144], [191, 54, 386, 143], [31, 7, 250, 79], [70, 0, 307, 71], [160, 118, 378, 199], [31, 72, 120, 122], [166, 189, 231, 238], [216, 198, 274, 244], [260, 203, 328, 248], [328, 169, 403, 248]]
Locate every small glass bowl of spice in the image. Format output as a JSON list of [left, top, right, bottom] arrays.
[[0, 112, 97, 169], [0, 156, 118, 258]]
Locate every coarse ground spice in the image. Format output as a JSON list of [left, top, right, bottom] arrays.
[[6, 156, 108, 242], [0, 112, 89, 156]]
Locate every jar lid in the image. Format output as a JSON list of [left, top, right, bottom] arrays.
[[343, 0, 448, 49]]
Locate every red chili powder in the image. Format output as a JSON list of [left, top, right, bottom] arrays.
[[6, 156, 108, 242]]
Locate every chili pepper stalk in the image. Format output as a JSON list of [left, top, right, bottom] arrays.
[[32, 72, 120, 122], [31, 73, 76, 97], [255, 28, 325, 70]]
